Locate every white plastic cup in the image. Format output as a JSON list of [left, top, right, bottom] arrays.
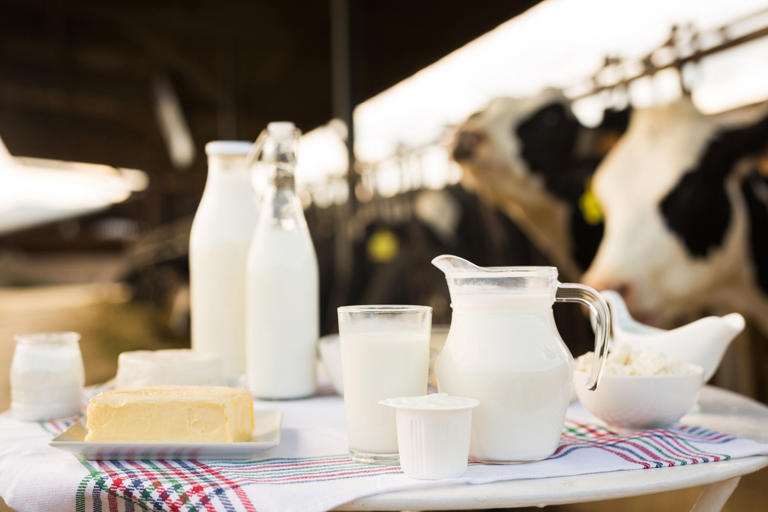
[[380, 393, 479, 479]]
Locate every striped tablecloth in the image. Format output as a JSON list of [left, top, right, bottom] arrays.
[[1, 395, 767, 512]]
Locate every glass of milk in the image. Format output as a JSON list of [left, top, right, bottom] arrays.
[[338, 305, 432, 464], [11, 332, 85, 421]]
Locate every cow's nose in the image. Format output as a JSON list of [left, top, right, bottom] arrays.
[[452, 130, 485, 161], [614, 283, 632, 298]]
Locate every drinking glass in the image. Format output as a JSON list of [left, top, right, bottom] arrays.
[[338, 305, 432, 464]]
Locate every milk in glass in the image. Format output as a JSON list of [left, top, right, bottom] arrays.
[[341, 331, 429, 453], [338, 305, 432, 463]]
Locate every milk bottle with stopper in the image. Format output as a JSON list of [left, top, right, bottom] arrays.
[[246, 122, 318, 399], [433, 255, 610, 462], [189, 141, 259, 383]]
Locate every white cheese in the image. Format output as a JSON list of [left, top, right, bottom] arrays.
[[576, 343, 699, 376], [115, 349, 224, 388]]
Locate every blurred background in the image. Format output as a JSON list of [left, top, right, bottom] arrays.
[[1, 0, 768, 508]]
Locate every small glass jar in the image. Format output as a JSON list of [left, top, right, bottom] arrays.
[[10, 332, 85, 421]]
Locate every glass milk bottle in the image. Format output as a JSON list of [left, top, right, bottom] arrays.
[[189, 141, 260, 382], [246, 122, 318, 399]]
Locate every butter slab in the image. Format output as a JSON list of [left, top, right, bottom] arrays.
[[85, 386, 254, 443]]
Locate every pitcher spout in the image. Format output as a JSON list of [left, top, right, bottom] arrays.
[[431, 254, 483, 275]]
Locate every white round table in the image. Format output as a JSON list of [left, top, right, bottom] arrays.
[[338, 386, 768, 511]]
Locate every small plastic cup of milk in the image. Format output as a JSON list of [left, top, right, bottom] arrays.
[[380, 393, 479, 479], [10, 332, 85, 421]]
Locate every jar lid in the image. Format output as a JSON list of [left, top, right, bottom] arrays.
[[204, 141, 254, 156]]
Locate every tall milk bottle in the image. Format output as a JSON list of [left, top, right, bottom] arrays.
[[246, 122, 318, 399], [189, 141, 260, 383]]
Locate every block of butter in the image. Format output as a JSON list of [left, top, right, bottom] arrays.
[[85, 386, 254, 443]]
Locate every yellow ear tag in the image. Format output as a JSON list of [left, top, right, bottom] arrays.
[[579, 183, 603, 226], [367, 228, 399, 263]]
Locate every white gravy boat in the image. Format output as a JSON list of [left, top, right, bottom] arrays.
[[600, 290, 745, 382]]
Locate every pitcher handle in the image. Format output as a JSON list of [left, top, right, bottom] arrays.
[[556, 283, 610, 391]]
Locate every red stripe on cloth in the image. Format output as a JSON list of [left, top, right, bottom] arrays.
[[564, 435, 690, 466], [567, 421, 614, 438], [664, 428, 732, 444], [94, 461, 138, 512], [638, 431, 703, 464], [95, 461, 129, 512], [223, 464, 401, 484], [563, 430, 696, 465], [156, 459, 219, 512], [123, 460, 187, 512], [552, 440, 652, 469], [651, 430, 723, 463], [616, 438, 676, 466], [191, 460, 259, 512], [246, 458, 350, 470], [106, 474, 119, 512]]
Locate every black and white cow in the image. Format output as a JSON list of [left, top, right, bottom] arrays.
[[452, 88, 630, 280], [583, 98, 768, 334]]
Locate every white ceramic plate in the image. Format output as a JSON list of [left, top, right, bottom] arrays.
[[49, 410, 282, 460]]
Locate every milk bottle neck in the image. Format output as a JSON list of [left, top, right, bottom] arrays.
[[201, 155, 254, 213], [270, 165, 296, 191], [261, 168, 307, 232], [207, 155, 250, 179]]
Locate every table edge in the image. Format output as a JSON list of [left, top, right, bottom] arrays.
[[336, 456, 768, 510]]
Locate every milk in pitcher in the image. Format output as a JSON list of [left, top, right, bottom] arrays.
[[432, 255, 610, 462], [436, 295, 572, 461]]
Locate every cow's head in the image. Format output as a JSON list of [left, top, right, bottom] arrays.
[[583, 98, 768, 326], [453, 89, 578, 201], [451, 89, 630, 277]]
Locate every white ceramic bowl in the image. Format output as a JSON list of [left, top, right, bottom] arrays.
[[573, 367, 704, 431]]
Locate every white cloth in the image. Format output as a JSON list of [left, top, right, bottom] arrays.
[[1, 395, 767, 512]]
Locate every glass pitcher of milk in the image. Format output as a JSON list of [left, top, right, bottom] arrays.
[[190, 141, 260, 383], [246, 122, 318, 399], [432, 255, 610, 462]]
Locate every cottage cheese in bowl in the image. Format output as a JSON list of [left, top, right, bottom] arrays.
[[574, 344, 704, 430], [575, 343, 701, 377]]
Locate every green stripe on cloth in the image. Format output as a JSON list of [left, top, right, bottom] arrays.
[[143, 459, 200, 512], [670, 433, 731, 462]]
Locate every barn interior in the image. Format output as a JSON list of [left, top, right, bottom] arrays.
[[2, 0, 768, 510]]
